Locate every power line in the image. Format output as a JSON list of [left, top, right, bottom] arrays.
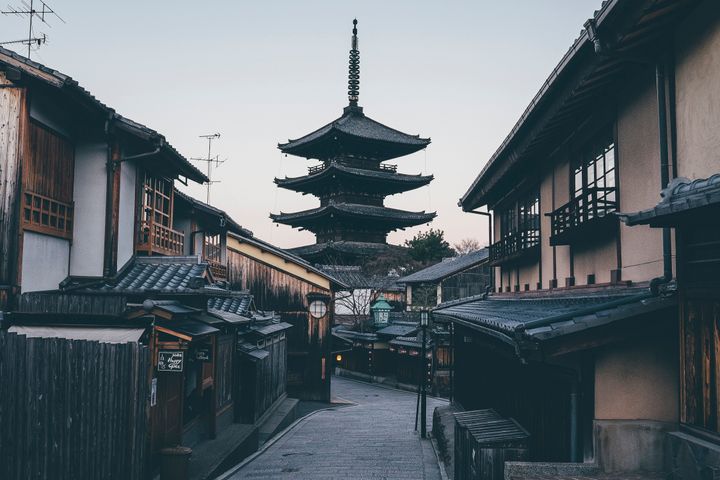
[[1, 0, 64, 58], [190, 133, 226, 204]]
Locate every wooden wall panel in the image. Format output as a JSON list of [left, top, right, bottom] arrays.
[[0, 81, 25, 296], [24, 122, 74, 203]]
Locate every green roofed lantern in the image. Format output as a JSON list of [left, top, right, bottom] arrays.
[[371, 294, 392, 326]]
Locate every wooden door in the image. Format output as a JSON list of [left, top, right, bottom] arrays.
[[156, 372, 184, 447]]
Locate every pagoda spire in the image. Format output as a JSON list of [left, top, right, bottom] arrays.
[[348, 19, 360, 106]]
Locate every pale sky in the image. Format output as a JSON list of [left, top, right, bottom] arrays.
[[2, 0, 600, 249]]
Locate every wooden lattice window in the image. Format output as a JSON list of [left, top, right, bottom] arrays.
[[572, 134, 617, 212], [22, 192, 74, 239], [136, 173, 184, 256], [22, 122, 75, 239], [203, 233, 222, 263]]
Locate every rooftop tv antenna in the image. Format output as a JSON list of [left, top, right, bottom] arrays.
[[1, 0, 64, 58], [191, 133, 225, 204]]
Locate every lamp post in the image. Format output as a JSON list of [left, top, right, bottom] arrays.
[[420, 310, 429, 438], [370, 294, 391, 327]]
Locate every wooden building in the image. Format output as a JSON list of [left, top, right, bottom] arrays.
[[0, 45, 208, 311], [170, 191, 346, 402], [436, 0, 720, 476], [272, 20, 435, 265], [398, 249, 491, 310]]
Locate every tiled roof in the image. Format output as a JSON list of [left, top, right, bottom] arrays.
[[94, 256, 231, 296], [275, 163, 433, 195], [618, 174, 720, 227], [317, 265, 402, 291], [207, 295, 252, 317], [433, 287, 676, 342], [0, 47, 207, 184], [279, 105, 430, 161], [333, 328, 378, 342], [290, 241, 406, 259], [376, 324, 417, 337], [271, 203, 436, 226], [398, 249, 489, 284]]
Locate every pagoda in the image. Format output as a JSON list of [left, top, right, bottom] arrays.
[[272, 20, 436, 264]]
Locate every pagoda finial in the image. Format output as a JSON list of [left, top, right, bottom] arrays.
[[348, 19, 360, 106]]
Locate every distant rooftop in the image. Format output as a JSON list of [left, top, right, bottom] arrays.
[[399, 249, 489, 284]]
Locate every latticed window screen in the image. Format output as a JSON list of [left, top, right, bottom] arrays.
[[572, 134, 617, 217], [203, 233, 222, 263], [141, 174, 173, 228]]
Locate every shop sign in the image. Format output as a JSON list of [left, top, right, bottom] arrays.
[[158, 350, 184, 372], [196, 346, 212, 362]]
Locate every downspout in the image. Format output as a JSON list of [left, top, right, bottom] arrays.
[[654, 58, 673, 291], [103, 116, 119, 278]]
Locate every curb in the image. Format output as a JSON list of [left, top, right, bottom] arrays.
[[430, 437, 450, 480]]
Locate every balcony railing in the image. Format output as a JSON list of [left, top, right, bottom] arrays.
[[489, 230, 540, 266], [548, 187, 618, 246], [136, 222, 185, 256], [307, 162, 398, 175]]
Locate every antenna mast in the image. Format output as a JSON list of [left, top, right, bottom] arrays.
[[1, 0, 64, 58], [191, 133, 225, 204]]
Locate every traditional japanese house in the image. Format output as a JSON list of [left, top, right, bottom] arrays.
[[435, 0, 720, 475], [272, 20, 435, 265], [0, 46, 208, 311], [398, 249, 491, 310], [169, 190, 346, 402]]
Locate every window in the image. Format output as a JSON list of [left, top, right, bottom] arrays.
[[140, 173, 173, 229], [22, 122, 75, 239], [203, 233, 222, 263], [500, 207, 516, 239], [519, 191, 540, 245], [136, 173, 184, 255], [572, 134, 617, 217]]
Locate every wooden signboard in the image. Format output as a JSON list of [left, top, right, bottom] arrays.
[[158, 351, 184, 372], [195, 346, 212, 362]]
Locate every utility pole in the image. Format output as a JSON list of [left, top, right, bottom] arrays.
[[191, 133, 224, 204], [1, 0, 64, 58]]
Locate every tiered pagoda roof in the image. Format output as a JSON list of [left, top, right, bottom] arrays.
[[275, 162, 433, 196], [278, 104, 430, 160], [271, 20, 436, 263]]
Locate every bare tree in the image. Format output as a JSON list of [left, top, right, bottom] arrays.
[[453, 238, 483, 256]]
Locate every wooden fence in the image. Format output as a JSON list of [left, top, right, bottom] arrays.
[[0, 331, 150, 480]]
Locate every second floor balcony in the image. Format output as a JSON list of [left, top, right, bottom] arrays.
[[489, 230, 540, 266], [548, 188, 618, 246], [136, 221, 185, 257]]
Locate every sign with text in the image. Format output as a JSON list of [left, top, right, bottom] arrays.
[[158, 350, 184, 372], [195, 346, 212, 362]]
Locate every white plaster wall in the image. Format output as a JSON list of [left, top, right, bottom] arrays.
[[675, 2, 720, 180], [117, 161, 137, 270], [69, 141, 107, 277], [21, 231, 70, 292], [29, 92, 73, 139]]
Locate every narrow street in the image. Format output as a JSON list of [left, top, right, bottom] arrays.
[[224, 377, 447, 479]]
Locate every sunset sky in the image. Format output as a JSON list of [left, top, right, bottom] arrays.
[[1, 0, 601, 249]]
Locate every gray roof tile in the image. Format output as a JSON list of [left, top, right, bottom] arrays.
[[398, 249, 489, 284]]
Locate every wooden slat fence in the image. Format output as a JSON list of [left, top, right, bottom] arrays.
[[0, 331, 150, 480]]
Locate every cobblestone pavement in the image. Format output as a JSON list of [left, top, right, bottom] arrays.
[[226, 376, 447, 479]]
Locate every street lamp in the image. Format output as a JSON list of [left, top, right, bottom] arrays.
[[370, 294, 391, 327], [419, 310, 429, 438]]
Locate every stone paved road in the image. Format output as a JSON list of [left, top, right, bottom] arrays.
[[226, 376, 447, 479]]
